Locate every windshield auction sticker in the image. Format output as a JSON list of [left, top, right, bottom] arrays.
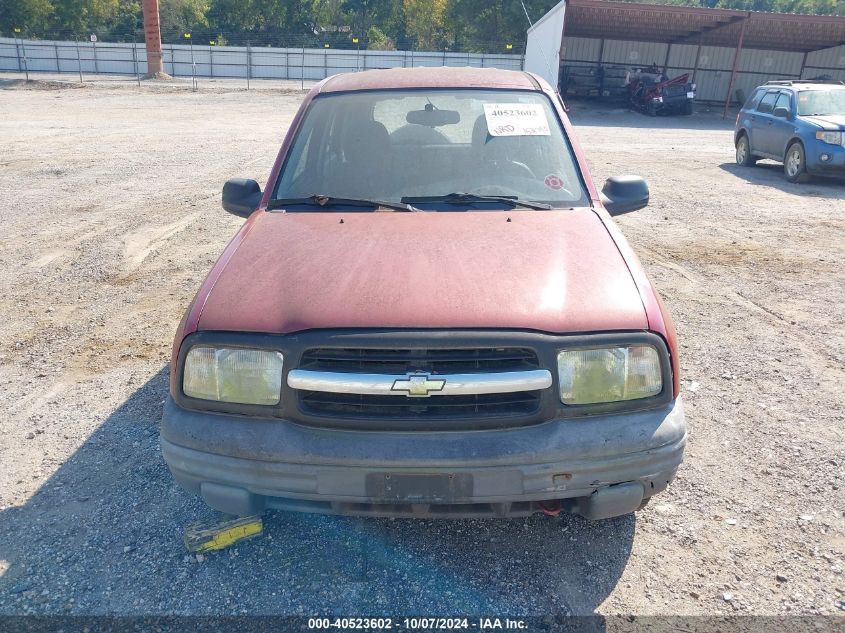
[[483, 103, 551, 136]]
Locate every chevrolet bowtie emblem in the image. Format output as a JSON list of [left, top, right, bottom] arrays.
[[391, 373, 446, 397]]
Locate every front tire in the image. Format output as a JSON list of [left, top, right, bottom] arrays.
[[735, 134, 756, 167], [784, 142, 809, 183]]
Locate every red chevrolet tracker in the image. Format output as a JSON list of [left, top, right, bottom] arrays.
[[161, 67, 686, 520]]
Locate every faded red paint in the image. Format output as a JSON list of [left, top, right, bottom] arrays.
[[176, 67, 681, 397], [320, 67, 537, 93], [196, 210, 648, 334]]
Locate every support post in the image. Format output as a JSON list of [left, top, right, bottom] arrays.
[[691, 34, 703, 83], [799, 51, 808, 80], [133, 37, 140, 86], [20, 38, 29, 81], [142, 0, 164, 76], [92, 39, 98, 74], [54, 42, 60, 72], [663, 43, 672, 76], [14, 37, 21, 72], [247, 42, 252, 89], [76, 38, 83, 82], [723, 14, 748, 120], [189, 36, 196, 90], [301, 46, 305, 91]]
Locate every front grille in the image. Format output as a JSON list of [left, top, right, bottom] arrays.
[[299, 347, 539, 373], [300, 390, 542, 418], [297, 347, 542, 420]]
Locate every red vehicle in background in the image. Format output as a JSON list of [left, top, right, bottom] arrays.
[[629, 67, 696, 116]]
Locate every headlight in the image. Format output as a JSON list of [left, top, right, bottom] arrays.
[[557, 345, 662, 405], [816, 131, 842, 145], [183, 347, 284, 405]]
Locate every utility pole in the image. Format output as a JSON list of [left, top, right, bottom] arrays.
[[142, 0, 166, 77]]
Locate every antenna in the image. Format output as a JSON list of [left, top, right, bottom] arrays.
[[520, 0, 558, 88]]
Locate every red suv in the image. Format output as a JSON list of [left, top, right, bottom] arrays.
[[161, 67, 686, 520]]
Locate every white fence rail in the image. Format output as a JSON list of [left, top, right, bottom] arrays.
[[0, 36, 524, 82]]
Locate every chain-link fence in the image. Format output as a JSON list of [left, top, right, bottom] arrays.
[[0, 29, 525, 89]]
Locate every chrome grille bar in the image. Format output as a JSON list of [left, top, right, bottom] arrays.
[[288, 369, 552, 398]]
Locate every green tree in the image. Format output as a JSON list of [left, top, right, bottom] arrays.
[[50, 0, 119, 34], [6, 0, 844, 49], [102, 0, 142, 39], [207, 0, 288, 32], [367, 24, 394, 48], [0, 0, 54, 34], [403, 0, 448, 49], [343, 0, 393, 39], [159, 0, 209, 33], [448, 0, 558, 51]]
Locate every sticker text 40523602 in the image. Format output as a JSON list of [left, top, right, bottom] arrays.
[[483, 103, 551, 137]]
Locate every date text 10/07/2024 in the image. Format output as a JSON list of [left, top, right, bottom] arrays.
[[307, 617, 528, 630]]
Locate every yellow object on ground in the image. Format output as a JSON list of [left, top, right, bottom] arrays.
[[184, 515, 263, 552]]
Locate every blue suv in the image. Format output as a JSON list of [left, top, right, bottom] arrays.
[[734, 81, 845, 182]]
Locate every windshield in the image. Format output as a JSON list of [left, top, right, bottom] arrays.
[[272, 89, 589, 209], [797, 90, 845, 116]]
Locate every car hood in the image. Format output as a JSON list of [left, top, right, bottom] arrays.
[[196, 209, 648, 334], [803, 114, 845, 130]]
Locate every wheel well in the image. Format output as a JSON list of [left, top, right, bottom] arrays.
[[735, 129, 748, 146], [783, 137, 804, 160]]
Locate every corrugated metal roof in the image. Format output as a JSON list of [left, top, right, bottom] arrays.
[[564, 0, 845, 53]]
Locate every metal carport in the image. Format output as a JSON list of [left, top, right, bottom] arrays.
[[525, 0, 845, 114]]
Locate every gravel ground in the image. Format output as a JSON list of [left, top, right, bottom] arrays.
[[0, 78, 842, 618]]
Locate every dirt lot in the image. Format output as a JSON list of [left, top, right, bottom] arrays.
[[0, 78, 842, 618]]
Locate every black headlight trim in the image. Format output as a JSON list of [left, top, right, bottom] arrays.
[[171, 329, 674, 425]]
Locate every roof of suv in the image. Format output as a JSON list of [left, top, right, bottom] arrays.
[[762, 81, 845, 91], [320, 67, 541, 94]]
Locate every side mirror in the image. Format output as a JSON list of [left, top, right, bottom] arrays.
[[222, 178, 262, 218], [600, 175, 649, 216], [773, 106, 791, 119]]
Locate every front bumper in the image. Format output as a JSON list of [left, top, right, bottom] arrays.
[[807, 142, 845, 176], [160, 396, 686, 519]]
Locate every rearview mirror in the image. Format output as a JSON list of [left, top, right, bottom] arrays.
[[222, 178, 262, 218], [600, 175, 649, 216], [773, 106, 790, 119], [406, 106, 460, 127]]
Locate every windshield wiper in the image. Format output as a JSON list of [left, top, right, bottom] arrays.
[[401, 193, 552, 210], [268, 195, 420, 213]]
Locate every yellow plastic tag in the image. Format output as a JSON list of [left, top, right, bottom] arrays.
[[184, 516, 263, 552]]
